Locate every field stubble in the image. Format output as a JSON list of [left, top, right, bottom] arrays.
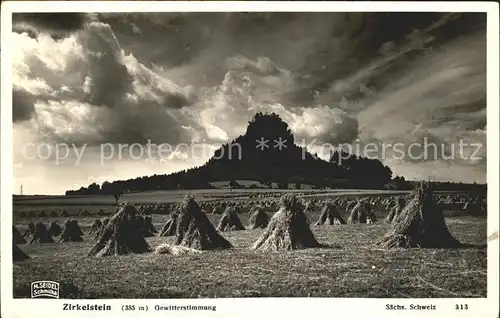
[[12, 209, 487, 298]]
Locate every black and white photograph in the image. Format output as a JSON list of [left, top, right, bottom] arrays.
[[1, 1, 499, 316]]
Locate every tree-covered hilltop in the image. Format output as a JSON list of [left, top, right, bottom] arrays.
[[66, 112, 395, 195]]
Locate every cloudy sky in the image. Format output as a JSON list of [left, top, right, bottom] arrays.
[[12, 12, 487, 194]]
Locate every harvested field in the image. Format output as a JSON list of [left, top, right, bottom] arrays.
[[12, 207, 487, 298]]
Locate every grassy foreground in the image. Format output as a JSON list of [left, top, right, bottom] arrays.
[[12, 214, 487, 298]]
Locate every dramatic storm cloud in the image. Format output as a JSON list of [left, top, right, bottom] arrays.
[[13, 21, 197, 145], [12, 12, 487, 194], [13, 13, 93, 38]]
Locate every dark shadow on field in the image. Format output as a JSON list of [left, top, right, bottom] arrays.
[[452, 242, 487, 249]]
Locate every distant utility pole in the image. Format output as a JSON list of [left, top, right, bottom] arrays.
[[20, 185, 23, 195], [428, 175, 435, 188]]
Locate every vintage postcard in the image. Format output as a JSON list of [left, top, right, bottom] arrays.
[[1, 1, 498, 317]]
